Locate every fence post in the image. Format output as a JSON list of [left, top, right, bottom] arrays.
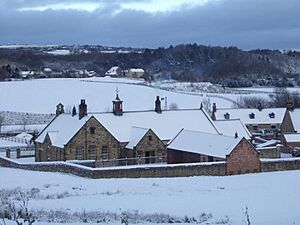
[[6, 148, 10, 158], [16, 148, 21, 158]]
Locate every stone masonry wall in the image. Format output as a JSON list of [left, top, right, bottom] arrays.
[[2, 156, 300, 179], [134, 129, 166, 164], [65, 117, 121, 161]]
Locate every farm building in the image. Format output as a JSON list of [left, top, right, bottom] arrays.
[[167, 129, 260, 175]]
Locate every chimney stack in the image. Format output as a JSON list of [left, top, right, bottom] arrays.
[[72, 106, 77, 117], [155, 96, 162, 113], [79, 99, 87, 119], [211, 103, 217, 121], [56, 103, 64, 116]]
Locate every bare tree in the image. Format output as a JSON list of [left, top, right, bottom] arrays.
[[202, 97, 212, 114], [0, 114, 4, 134], [234, 96, 269, 109], [169, 102, 178, 110], [269, 87, 300, 108], [242, 206, 251, 225], [0, 190, 36, 225]]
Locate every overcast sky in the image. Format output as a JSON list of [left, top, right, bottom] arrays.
[[0, 0, 299, 50]]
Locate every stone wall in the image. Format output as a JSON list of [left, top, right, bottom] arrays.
[[2, 155, 300, 179], [258, 147, 281, 158], [0, 156, 226, 178], [261, 158, 300, 172]]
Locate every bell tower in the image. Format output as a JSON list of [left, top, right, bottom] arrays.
[[113, 88, 123, 116]]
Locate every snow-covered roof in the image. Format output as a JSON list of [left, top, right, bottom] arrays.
[[168, 129, 243, 159], [256, 140, 278, 148], [35, 114, 88, 148], [105, 66, 120, 76], [129, 68, 144, 73], [126, 127, 149, 149], [15, 132, 33, 141], [0, 139, 27, 148], [214, 119, 252, 140], [215, 108, 286, 125], [36, 109, 220, 148], [284, 133, 300, 143], [289, 109, 300, 132]]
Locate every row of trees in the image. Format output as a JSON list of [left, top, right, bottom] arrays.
[[235, 88, 300, 109]]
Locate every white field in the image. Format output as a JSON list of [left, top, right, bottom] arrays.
[[0, 77, 248, 114], [0, 168, 300, 225]]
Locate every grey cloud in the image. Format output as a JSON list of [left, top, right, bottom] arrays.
[[0, 0, 299, 49]]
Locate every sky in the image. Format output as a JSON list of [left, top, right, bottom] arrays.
[[0, 0, 299, 50]]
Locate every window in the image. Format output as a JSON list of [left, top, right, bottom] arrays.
[[269, 112, 275, 118], [253, 126, 258, 130], [88, 145, 96, 160], [90, 127, 95, 135], [271, 125, 276, 129], [147, 135, 153, 145], [75, 146, 83, 160], [249, 113, 255, 119], [101, 145, 108, 160]]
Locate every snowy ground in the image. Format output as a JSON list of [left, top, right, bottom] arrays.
[[0, 77, 251, 114], [0, 168, 299, 225]]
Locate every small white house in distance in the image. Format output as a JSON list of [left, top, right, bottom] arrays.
[[105, 66, 122, 77], [127, 68, 145, 78]]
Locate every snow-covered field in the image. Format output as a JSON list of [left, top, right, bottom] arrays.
[[0, 77, 245, 114], [0, 168, 299, 225]]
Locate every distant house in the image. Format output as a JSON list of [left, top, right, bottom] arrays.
[[211, 103, 289, 139], [127, 68, 145, 78], [35, 95, 220, 164], [167, 129, 260, 175], [105, 66, 122, 77]]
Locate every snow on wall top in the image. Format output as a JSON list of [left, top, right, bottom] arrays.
[[289, 109, 300, 133], [36, 109, 220, 148], [168, 129, 242, 158], [215, 108, 286, 125], [214, 119, 252, 139]]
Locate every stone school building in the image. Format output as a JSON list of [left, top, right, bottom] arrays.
[[35, 95, 261, 173]]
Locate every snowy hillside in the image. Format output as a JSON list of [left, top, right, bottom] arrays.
[[0, 168, 299, 225], [0, 77, 247, 114]]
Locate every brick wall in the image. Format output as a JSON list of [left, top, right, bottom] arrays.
[[226, 139, 261, 175]]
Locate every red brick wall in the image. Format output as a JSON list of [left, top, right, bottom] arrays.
[[226, 139, 260, 175]]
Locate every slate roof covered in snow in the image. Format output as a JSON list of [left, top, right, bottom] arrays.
[[168, 129, 243, 159], [215, 108, 286, 125], [284, 133, 300, 143], [36, 109, 220, 148], [289, 109, 300, 132], [214, 119, 252, 140], [126, 127, 149, 150]]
